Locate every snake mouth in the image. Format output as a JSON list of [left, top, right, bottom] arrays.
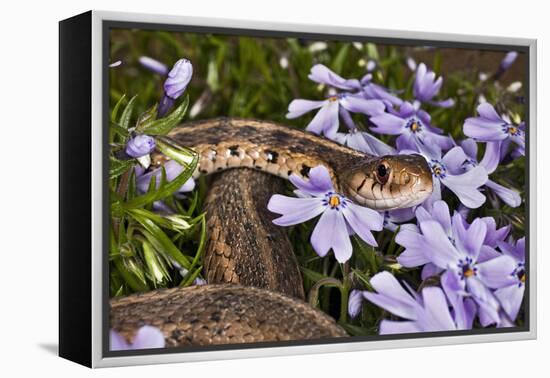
[[343, 154, 433, 210]]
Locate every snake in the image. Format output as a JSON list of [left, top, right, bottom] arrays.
[[110, 118, 433, 348]]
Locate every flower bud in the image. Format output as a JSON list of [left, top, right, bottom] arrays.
[[125, 134, 155, 158], [164, 58, 193, 100]]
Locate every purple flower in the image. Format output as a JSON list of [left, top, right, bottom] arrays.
[[164, 59, 193, 100], [413, 63, 454, 108], [362, 272, 463, 334], [497, 51, 518, 76], [381, 208, 415, 232], [396, 214, 517, 326], [348, 289, 364, 318], [369, 101, 452, 151], [414, 144, 488, 209], [136, 160, 195, 195], [457, 138, 521, 207], [141, 58, 192, 118], [287, 93, 385, 138], [463, 103, 525, 156], [139, 56, 169, 75], [125, 134, 156, 158], [332, 106, 396, 155], [494, 237, 526, 321], [399, 201, 509, 280], [110, 326, 165, 351], [308, 64, 362, 91], [359, 74, 403, 106], [267, 165, 383, 263]]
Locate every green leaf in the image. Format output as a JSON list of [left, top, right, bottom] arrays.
[[129, 210, 192, 269], [142, 240, 170, 284], [331, 44, 350, 75], [111, 94, 126, 124], [120, 144, 198, 209], [138, 95, 189, 135], [300, 266, 327, 283], [366, 43, 380, 61], [109, 157, 134, 179], [119, 94, 138, 129]]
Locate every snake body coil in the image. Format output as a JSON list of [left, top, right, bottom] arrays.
[[110, 118, 433, 348]]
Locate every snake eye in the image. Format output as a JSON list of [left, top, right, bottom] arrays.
[[375, 163, 390, 185]]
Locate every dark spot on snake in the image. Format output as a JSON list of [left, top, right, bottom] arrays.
[[255, 165, 262, 170], [265, 150, 279, 164], [287, 170, 292, 176], [357, 177, 367, 192], [200, 169, 208, 174], [229, 145, 239, 156], [190, 318, 200, 324], [235, 125, 257, 137], [171, 330, 183, 339], [210, 312, 221, 322], [300, 164, 311, 177], [371, 181, 377, 192], [217, 167, 223, 171], [272, 130, 288, 141]]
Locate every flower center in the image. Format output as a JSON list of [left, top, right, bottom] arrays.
[[406, 118, 423, 133], [328, 96, 339, 102], [430, 160, 447, 179], [514, 263, 526, 284], [502, 124, 521, 136], [329, 195, 341, 208], [322, 191, 347, 210], [458, 257, 477, 280]]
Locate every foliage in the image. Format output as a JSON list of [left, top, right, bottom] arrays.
[[109, 29, 526, 332]]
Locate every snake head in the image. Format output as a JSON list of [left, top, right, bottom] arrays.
[[342, 154, 433, 210]]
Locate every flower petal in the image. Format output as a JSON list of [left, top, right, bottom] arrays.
[[396, 229, 430, 267], [289, 165, 334, 196], [477, 255, 517, 289], [442, 146, 467, 173], [466, 277, 501, 326], [308, 64, 361, 90], [419, 220, 463, 269], [479, 141, 502, 173], [340, 96, 386, 116], [441, 166, 488, 209], [310, 209, 352, 262], [305, 100, 340, 137], [348, 289, 364, 318], [431, 200, 452, 235], [110, 330, 129, 351], [495, 284, 524, 321], [418, 287, 457, 331], [369, 113, 405, 135], [477, 103, 504, 122], [342, 202, 383, 247], [131, 326, 166, 349], [486, 179, 522, 208], [362, 272, 419, 320], [463, 117, 508, 141], [286, 99, 325, 119], [268, 195, 325, 226], [379, 320, 420, 335]]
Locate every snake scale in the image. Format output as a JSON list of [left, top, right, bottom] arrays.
[[110, 118, 433, 348]]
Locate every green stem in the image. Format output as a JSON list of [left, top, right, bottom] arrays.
[[308, 277, 343, 308], [339, 262, 351, 324]]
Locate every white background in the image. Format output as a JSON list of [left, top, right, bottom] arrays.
[[0, 0, 546, 376]]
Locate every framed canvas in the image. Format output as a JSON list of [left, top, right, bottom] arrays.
[[59, 10, 537, 368]]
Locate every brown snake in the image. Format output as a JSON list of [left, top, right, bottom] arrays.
[[110, 118, 433, 348]]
